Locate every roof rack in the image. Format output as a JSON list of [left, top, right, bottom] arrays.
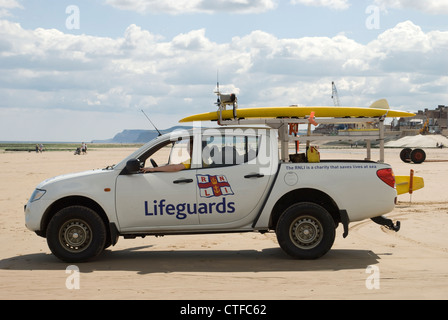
[[215, 92, 386, 163]]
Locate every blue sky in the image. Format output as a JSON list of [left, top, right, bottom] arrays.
[[1, 0, 447, 141]]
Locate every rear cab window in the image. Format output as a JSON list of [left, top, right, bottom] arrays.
[[201, 133, 260, 168]]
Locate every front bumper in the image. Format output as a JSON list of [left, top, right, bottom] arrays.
[[24, 198, 49, 233]]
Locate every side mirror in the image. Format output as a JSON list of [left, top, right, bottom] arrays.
[[125, 159, 141, 174]]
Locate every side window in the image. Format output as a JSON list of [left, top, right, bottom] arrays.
[[141, 136, 192, 169], [202, 134, 259, 168], [168, 138, 192, 166]]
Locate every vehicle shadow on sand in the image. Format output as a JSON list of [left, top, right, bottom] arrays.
[[0, 245, 382, 274]]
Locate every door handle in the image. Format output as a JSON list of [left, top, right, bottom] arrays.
[[244, 173, 265, 179], [173, 178, 193, 184]]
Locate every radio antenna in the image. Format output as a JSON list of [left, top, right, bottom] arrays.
[[141, 109, 162, 136], [216, 70, 220, 105]]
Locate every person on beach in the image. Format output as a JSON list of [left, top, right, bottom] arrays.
[[81, 142, 87, 154]]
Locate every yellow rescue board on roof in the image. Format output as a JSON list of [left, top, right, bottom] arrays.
[[179, 106, 415, 123], [395, 175, 424, 195]]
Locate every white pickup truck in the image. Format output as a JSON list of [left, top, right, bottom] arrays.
[[24, 123, 401, 263]]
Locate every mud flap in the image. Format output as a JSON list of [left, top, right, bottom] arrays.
[[109, 222, 120, 246], [340, 210, 350, 238], [371, 216, 401, 232]]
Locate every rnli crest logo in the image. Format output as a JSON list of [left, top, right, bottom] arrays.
[[197, 174, 234, 198]]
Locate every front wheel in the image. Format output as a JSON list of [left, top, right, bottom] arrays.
[[276, 203, 335, 259], [46, 206, 107, 263]]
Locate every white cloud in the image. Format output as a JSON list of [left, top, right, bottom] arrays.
[[369, 20, 432, 53], [1, 19, 448, 141], [0, 0, 22, 9], [105, 0, 201, 15], [368, 20, 448, 75], [290, 0, 350, 10], [104, 0, 278, 14], [374, 0, 448, 14], [231, 31, 376, 78], [171, 29, 214, 50], [0, 0, 22, 17]]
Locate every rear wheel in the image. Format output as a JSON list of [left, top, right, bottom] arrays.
[[46, 206, 106, 263], [276, 202, 335, 259]]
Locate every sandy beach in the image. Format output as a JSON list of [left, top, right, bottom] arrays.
[[0, 145, 447, 300]]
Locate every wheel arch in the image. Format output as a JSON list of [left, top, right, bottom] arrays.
[[269, 188, 341, 230], [39, 196, 110, 238]]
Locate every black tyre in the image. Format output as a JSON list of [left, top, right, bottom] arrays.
[[410, 148, 426, 164], [276, 202, 335, 259], [46, 206, 107, 263], [400, 148, 412, 163]]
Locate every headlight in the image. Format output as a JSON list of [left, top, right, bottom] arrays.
[[30, 188, 46, 202]]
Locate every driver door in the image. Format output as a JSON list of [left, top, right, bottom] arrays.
[[115, 136, 199, 232]]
